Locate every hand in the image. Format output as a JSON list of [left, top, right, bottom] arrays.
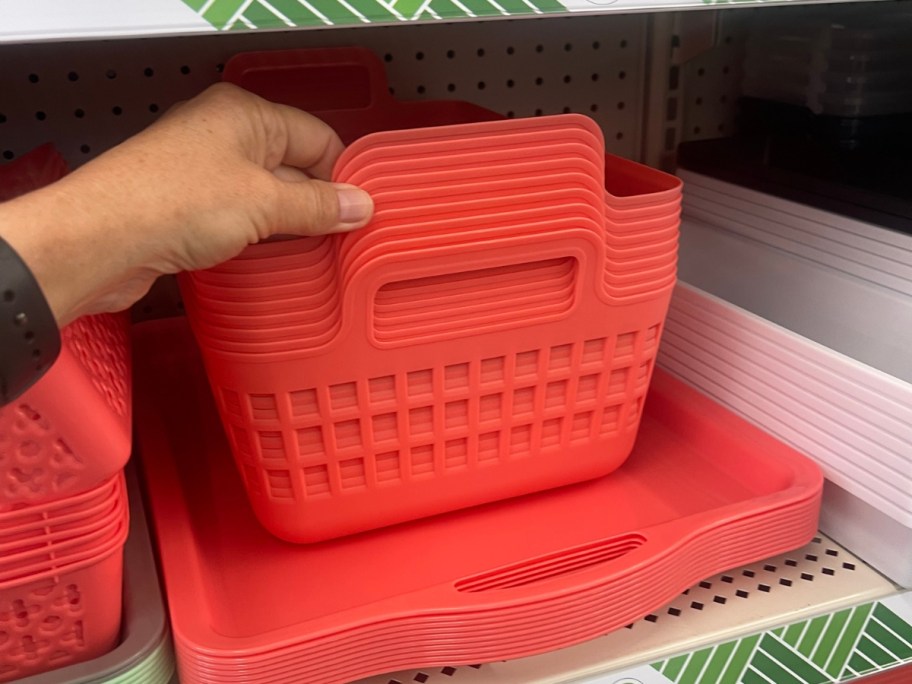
[[0, 83, 373, 326]]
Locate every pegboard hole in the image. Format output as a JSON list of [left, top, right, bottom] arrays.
[[67, 71, 79, 82], [591, 73, 599, 82], [446, 49, 455, 59], [506, 111, 515, 118], [723, 65, 730, 75], [149, 104, 160, 113], [717, 124, 725, 132], [0, 114, 6, 124], [619, 70, 627, 80], [506, 79, 515, 88], [564, 43, 573, 51], [697, 68, 705, 77], [562, 106, 571, 113], [506, 46, 515, 55], [620, 39, 628, 48], [105, 69, 117, 79], [143, 67, 154, 77], [534, 108, 543, 116], [180, 65, 192, 75], [112, 106, 123, 116], [447, 83, 455, 92], [590, 104, 599, 113], [535, 44, 544, 53], [80, 144, 91, 154], [615, 132, 624, 140], [695, 97, 703, 105], [617, 101, 626, 110], [35, 111, 46, 121], [592, 41, 601, 50], [74, 108, 85, 119], [415, 51, 424, 60], [563, 75, 572, 84], [477, 81, 486, 90], [535, 77, 544, 86], [2, 151, 13, 160], [215, 63, 224, 73], [476, 48, 485, 57], [28, 74, 39, 84], [694, 126, 702, 134], [384, 53, 393, 63], [417, 85, 426, 95]]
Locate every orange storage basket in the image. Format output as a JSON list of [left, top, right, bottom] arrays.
[[183, 49, 683, 542], [0, 473, 129, 682], [0, 147, 132, 510], [180, 99, 681, 542]]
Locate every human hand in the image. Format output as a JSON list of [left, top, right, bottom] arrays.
[[0, 83, 373, 326]]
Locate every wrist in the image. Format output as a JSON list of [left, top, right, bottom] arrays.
[[0, 178, 133, 326]]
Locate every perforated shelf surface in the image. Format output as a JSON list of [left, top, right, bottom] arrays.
[[357, 534, 905, 684]]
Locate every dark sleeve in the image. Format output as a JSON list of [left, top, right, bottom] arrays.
[[0, 235, 61, 406]]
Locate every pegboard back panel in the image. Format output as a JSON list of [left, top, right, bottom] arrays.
[[0, 15, 647, 167], [679, 8, 751, 145]]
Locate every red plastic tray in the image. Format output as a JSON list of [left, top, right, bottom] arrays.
[[135, 318, 822, 684]]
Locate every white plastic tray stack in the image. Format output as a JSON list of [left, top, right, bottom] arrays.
[[743, 3, 912, 117], [666, 170, 912, 586]]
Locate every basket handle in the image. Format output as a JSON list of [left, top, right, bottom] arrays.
[[343, 228, 604, 347], [222, 47, 394, 112]]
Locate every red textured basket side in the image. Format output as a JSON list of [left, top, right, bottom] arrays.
[[0, 549, 124, 682]]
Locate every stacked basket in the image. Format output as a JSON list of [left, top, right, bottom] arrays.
[[0, 146, 132, 681], [179, 49, 681, 543]]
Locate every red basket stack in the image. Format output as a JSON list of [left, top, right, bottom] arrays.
[[178, 48, 682, 543], [0, 147, 131, 681]]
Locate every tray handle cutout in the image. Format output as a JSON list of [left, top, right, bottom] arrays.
[[455, 533, 646, 593]]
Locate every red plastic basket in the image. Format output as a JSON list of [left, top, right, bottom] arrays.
[[0, 145, 67, 204], [0, 147, 132, 510], [181, 76, 680, 542], [223, 47, 503, 144], [0, 473, 129, 682]]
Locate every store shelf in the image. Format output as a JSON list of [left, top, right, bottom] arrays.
[[2, 2, 911, 682], [0, 0, 889, 45]]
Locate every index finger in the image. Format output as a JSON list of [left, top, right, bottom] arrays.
[[268, 102, 346, 181]]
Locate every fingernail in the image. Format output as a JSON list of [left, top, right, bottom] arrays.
[[335, 184, 373, 226]]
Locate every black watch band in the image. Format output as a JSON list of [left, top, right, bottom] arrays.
[[0, 235, 61, 405]]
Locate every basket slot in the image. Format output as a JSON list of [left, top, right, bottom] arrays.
[[373, 257, 578, 343]]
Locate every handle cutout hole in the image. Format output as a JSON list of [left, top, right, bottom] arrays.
[[456, 533, 646, 592], [374, 257, 577, 343]]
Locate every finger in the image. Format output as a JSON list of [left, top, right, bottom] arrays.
[[270, 103, 345, 181], [273, 164, 311, 182], [265, 177, 373, 237]]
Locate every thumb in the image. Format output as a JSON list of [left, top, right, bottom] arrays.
[[267, 178, 373, 237]]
